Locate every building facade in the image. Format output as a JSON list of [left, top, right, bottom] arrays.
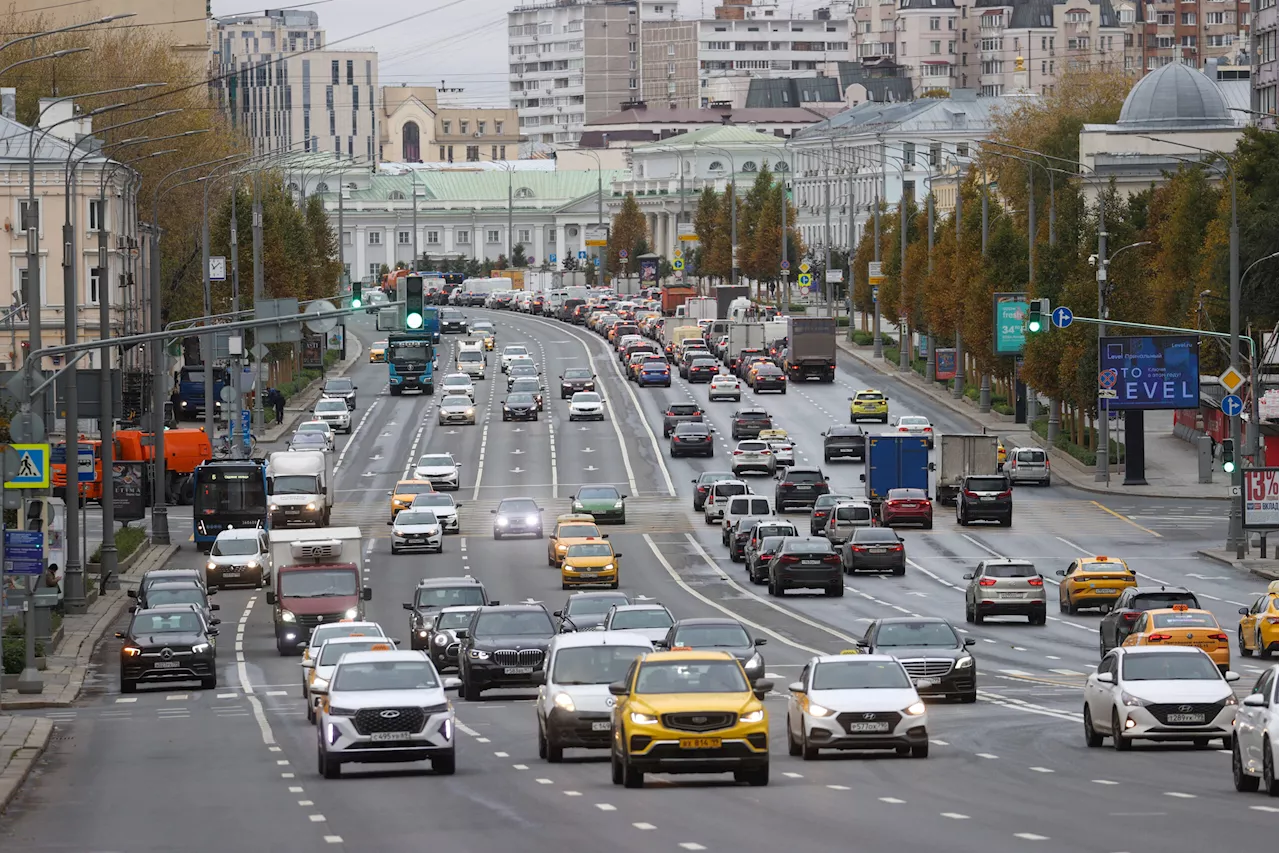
[[640, 2, 700, 109], [1255, 0, 1278, 123], [211, 10, 379, 162], [380, 87, 521, 164], [1133, 0, 1251, 73], [2, 0, 210, 67]]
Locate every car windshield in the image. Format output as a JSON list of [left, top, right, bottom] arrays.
[[813, 660, 911, 690], [291, 435, 326, 448], [816, 494, 853, 508], [676, 425, 709, 436], [297, 422, 329, 434], [373, 341, 387, 349], [511, 366, 538, 377], [511, 379, 539, 391], [272, 475, 319, 495], [670, 405, 699, 415], [417, 455, 454, 468], [1151, 612, 1218, 629], [714, 483, 748, 497], [211, 537, 258, 556], [396, 482, 434, 496], [835, 505, 872, 521], [635, 660, 748, 694], [738, 441, 767, 451], [1132, 594, 1197, 611], [856, 393, 884, 401], [499, 499, 538, 514], [412, 495, 454, 510], [133, 612, 202, 633], [474, 611, 554, 637], [279, 569, 358, 598], [567, 595, 628, 615], [787, 471, 823, 483], [558, 525, 600, 540], [435, 610, 476, 630], [442, 396, 472, 408], [146, 587, 205, 607], [983, 563, 1038, 578], [142, 572, 201, 590], [324, 380, 353, 393], [759, 536, 787, 553], [315, 401, 346, 413], [564, 369, 593, 379], [899, 417, 929, 426], [553, 646, 649, 685], [333, 660, 439, 691], [318, 641, 388, 666], [567, 543, 613, 558], [573, 393, 601, 403], [311, 625, 382, 647], [578, 487, 620, 500], [967, 477, 1008, 492], [416, 586, 485, 608], [755, 525, 794, 539], [875, 621, 959, 648], [508, 393, 536, 405], [504, 347, 529, 356], [853, 529, 899, 543], [443, 376, 470, 387], [458, 351, 482, 362], [1122, 652, 1222, 681], [887, 489, 928, 501], [396, 510, 439, 526], [674, 625, 751, 648], [1014, 450, 1046, 462], [611, 609, 673, 630]]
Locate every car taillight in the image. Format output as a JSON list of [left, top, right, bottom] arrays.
[[1209, 633, 1229, 642], [822, 554, 841, 565], [889, 544, 903, 552], [778, 555, 800, 564], [963, 489, 977, 498], [1122, 612, 1140, 620], [780, 482, 794, 488], [923, 426, 932, 432], [814, 511, 828, 518], [666, 410, 674, 416], [672, 436, 681, 442], [697, 486, 709, 493], [733, 450, 743, 455], [1027, 577, 1044, 587], [851, 546, 868, 552], [999, 490, 1013, 498], [978, 578, 997, 586], [1147, 633, 1173, 642], [761, 450, 771, 455], [898, 427, 908, 432]]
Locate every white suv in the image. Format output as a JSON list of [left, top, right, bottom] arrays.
[[702, 479, 751, 525], [312, 398, 352, 434], [1232, 664, 1279, 795], [317, 649, 460, 778], [501, 345, 530, 372]]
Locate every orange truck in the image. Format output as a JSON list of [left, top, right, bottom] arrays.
[[53, 429, 213, 505]]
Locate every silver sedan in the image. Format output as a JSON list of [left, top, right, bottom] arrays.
[[437, 395, 477, 425]]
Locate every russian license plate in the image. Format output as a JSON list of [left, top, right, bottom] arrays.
[[801, 560, 821, 566], [847, 722, 890, 733], [223, 570, 240, 577], [370, 731, 412, 742], [1166, 713, 1205, 724], [576, 573, 599, 579], [591, 721, 611, 732], [154, 661, 180, 669], [1092, 588, 1117, 595], [980, 496, 996, 501], [998, 592, 1022, 599], [504, 666, 534, 675], [870, 548, 887, 554], [679, 737, 721, 749]]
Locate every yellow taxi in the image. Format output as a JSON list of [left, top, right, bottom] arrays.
[[546, 513, 603, 567], [475, 329, 496, 350], [1123, 604, 1231, 671], [757, 429, 789, 442], [368, 340, 387, 363], [389, 478, 436, 518], [303, 636, 395, 722], [1237, 580, 1279, 658], [744, 358, 773, 383], [561, 538, 621, 590], [1055, 556, 1136, 613], [848, 390, 889, 424], [609, 649, 770, 788], [997, 440, 1007, 468]]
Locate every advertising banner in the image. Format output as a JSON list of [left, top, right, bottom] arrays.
[[112, 461, 147, 522], [935, 347, 957, 381], [640, 258, 658, 282], [1098, 335, 1200, 410], [993, 292, 1028, 356], [1242, 467, 1279, 530]]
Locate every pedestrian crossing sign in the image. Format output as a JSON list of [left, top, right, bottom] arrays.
[[4, 443, 50, 489]]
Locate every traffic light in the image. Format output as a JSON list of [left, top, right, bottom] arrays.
[[1221, 439, 1236, 473], [350, 286, 362, 310], [1028, 298, 1048, 333], [405, 275, 424, 330]]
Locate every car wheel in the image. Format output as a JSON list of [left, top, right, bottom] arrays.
[[827, 583, 843, 597], [1111, 711, 1131, 751], [964, 602, 974, 623], [1099, 637, 1109, 658], [120, 678, 137, 694], [1233, 735, 1262, 791], [201, 675, 217, 690], [1084, 706, 1104, 747], [973, 608, 985, 624], [546, 732, 563, 763], [1059, 598, 1069, 614], [494, 531, 504, 540], [462, 680, 483, 702], [391, 545, 400, 555], [786, 716, 801, 756], [307, 702, 316, 724], [910, 743, 929, 759], [801, 732, 818, 761], [432, 751, 456, 775], [1030, 611, 1047, 626], [736, 766, 769, 786], [959, 691, 977, 704], [319, 747, 342, 779], [1260, 630, 1274, 660], [622, 753, 644, 789], [611, 748, 624, 785], [1264, 736, 1279, 796]]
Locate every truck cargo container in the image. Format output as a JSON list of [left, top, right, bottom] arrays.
[[934, 434, 1000, 505], [862, 435, 932, 509], [785, 317, 838, 382], [661, 285, 695, 314], [265, 528, 369, 654]]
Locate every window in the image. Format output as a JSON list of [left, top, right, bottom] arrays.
[[495, 120, 505, 134], [456, 229, 471, 245], [19, 199, 38, 233], [426, 230, 441, 245], [342, 231, 352, 246], [931, 40, 941, 54], [397, 231, 411, 245], [518, 229, 532, 243], [88, 266, 102, 304], [442, 120, 452, 134], [460, 120, 470, 135], [402, 120, 420, 162], [902, 142, 915, 165], [930, 16, 941, 29], [500, 145, 507, 159], [478, 121, 486, 136], [88, 199, 105, 232], [368, 263, 380, 278], [439, 146, 446, 160], [368, 231, 382, 245], [1181, 12, 1196, 24], [956, 142, 969, 158], [346, 59, 354, 84], [629, 78, 638, 89], [629, 41, 637, 52], [492, 145, 498, 160], [331, 60, 339, 84], [466, 145, 480, 161], [486, 229, 501, 244]]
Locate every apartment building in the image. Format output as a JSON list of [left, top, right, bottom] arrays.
[[1256, 0, 1278, 123], [640, 2, 700, 108], [380, 86, 521, 164], [508, 0, 639, 146], [2, 0, 210, 67], [1134, 0, 1251, 73], [211, 10, 379, 162]]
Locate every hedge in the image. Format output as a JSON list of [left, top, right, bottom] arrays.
[[91, 525, 147, 564]]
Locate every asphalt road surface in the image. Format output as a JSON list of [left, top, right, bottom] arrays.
[[2, 307, 1274, 853]]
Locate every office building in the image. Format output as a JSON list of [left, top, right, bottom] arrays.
[[380, 87, 522, 163]]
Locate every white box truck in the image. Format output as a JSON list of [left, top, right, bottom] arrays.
[[267, 450, 332, 528], [935, 434, 1000, 505]]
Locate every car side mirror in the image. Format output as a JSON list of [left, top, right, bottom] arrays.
[[1243, 692, 1267, 705], [1055, 569, 1066, 576], [301, 659, 315, 669], [552, 610, 563, 618], [402, 602, 413, 610], [1224, 670, 1241, 683], [455, 628, 469, 639], [788, 681, 805, 693], [754, 637, 767, 647], [1096, 671, 1115, 684], [1238, 607, 1249, 615], [362, 587, 373, 601], [209, 628, 219, 637], [490, 509, 497, 514], [607, 681, 629, 697], [265, 591, 276, 605], [963, 638, 976, 647], [962, 573, 974, 580], [653, 640, 668, 649], [387, 521, 393, 526], [443, 676, 462, 691], [752, 679, 773, 700], [211, 604, 221, 611], [530, 671, 546, 686]]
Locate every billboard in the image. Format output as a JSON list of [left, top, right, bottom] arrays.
[[1098, 335, 1200, 410], [993, 292, 1028, 356], [1243, 468, 1279, 530], [934, 347, 957, 381]]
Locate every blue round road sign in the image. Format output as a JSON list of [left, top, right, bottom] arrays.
[[619, 249, 628, 259], [1051, 306, 1074, 329], [1221, 394, 1244, 416], [781, 260, 790, 270]]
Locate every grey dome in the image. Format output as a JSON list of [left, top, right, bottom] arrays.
[[1117, 63, 1233, 130]]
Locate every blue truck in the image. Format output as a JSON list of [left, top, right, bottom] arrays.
[[862, 435, 933, 508], [387, 331, 435, 396], [174, 365, 228, 421], [422, 306, 441, 343]]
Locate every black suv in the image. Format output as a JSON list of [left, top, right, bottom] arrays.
[[730, 408, 772, 439], [858, 617, 977, 703], [458, 604, 556, 700], [663, 403, 704, 437], [670, 422, 714, 458], [956, 474, 1013, 527], [117, 606, 219, 693], [322, 378, 357, 410], [403, 576, 492, 650], [691, 470, 734, 511], [1098, 586, 1201, 656], [439, 309, 468, 334], [768, 536, 843, 597], [751, 364, 787, 393], [822, 426, 866, 462], [129, 581, 220, 627], [774, 466, 830, 511], [560, 367, 596, 398]]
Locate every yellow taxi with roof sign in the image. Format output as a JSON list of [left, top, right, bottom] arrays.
[[1055, 555, 1136, 614], [757, 429, 789, 442], [1123, 604, 1231, 671], [848, 390, 889, 424], [368, 340, 387, 363], [1237, 580, 1279, 658], [561, 538, 621, 590], [547, 513, 603, 567]]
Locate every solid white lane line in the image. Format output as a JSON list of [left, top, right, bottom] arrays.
[[333, 390, 384, 473], [879, 797, 906, 804], [940, 813, 970, 820], [960, 534, 1004, 558], [1015, 833, 1049, 841]]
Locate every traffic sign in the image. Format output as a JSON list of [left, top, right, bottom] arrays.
[[4, 443, 49, 489], [77, 445, 94, 483], [1218, 366, 1246, 395], [618, 249, 628, 260], [1221, 394, 1244, 417], [871, 286, 879, 303], [1098, 388, 1118, 399], [672, 259, 684, 271], [577, 250, 587, 260], [780, 260, 790, 270], [799, 261, 811, 274], [549, 253, 557, 264], [673, 249, 683, 259], [797, 273, 812, 287], [1098, 368, 1118, 390], [1051, 306, 1074, 329], [4, 529, 43, 576]]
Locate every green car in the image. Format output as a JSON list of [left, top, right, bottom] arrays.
[[570, 486, 628, 524]]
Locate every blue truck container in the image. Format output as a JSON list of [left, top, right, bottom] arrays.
[[863, 435, 932, 507]]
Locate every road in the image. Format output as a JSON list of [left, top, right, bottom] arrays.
[[3, 307, 1275, 853]]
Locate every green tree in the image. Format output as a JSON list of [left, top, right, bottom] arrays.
[[608, 193, 648, 275], [511, 243, 529, 268]]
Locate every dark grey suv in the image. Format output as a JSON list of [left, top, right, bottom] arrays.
[[768, 536, 844, 597], [955, 474, 1012, 527]]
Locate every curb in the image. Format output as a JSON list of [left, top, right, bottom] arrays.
[[834, 340, 1230, 503], [1195, 549, 1280, 582], [0, 717, 52, 816]]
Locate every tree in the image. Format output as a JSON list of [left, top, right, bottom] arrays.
[[608, 193, 648, 276], [493, 254, 509, 271], [511, 243, 529, 268], [703, 187, 738, 282]]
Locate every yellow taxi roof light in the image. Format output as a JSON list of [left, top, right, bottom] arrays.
[[670, 645, 693, 651], [1171, 604, 1189, 611], [370, 643, 392, 650], [1269, 580, 1279, 594], [840, 649, 860, 655], [1094, 556, 1109, 561]]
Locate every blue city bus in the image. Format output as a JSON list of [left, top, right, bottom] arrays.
[[193, 459, 269, 552], [387, 331, 435, 396]]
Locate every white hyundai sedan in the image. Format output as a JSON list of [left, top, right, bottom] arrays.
[[568, 391, 605, 422], [414, 453, 461, 491], [786, 654, 930, 760], [1084, 646, 1240, 751]]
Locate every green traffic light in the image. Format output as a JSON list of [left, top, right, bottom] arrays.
[[352, 296, 362, 309], [406, 313, 423, 330], [1028, 318, 1042, 333], [1224, 460, 1236, 473]]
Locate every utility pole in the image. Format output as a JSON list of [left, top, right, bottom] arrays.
[[97, 191, 116, 588], [230, 184, 243, 458], [61, 160, 83, 613], [253, 174, 265, 432], [898, 172, 908, 371]]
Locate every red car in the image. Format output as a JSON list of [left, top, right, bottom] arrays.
[[880, 488, 933, 529]]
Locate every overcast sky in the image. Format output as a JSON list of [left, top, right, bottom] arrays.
[[212, 0, 834, 109]]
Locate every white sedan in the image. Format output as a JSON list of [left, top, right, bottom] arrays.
[[500, 345, 531, 372], [440, 373, 476, 401], [568, 391, 605, 421], [768, 439, 795, 466], [894, 415, 934, 448], [1084, 646, 1239, 751], [390, 508, 444, 554], [786, 654, 930, 760], [414, 453, 461, 491], [709, 374, 742, 402]]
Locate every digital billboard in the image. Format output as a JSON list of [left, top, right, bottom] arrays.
[[992, 292, 1028, 356], [1097, 335, 1200, 410]]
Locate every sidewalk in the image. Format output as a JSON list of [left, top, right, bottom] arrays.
[[1195, 548, 1279, 582], [260, 336, 364, 444], [0, 715, 51, 813], [834, 334, 1230, 502]]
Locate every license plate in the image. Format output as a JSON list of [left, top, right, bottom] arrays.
[[1092, 589, 1117, 595], [575, 573, 598, 579], [222, 570, 240, 577], [847, 722, 890, 733], [980, 496, 996, 501], [679, 737, 721, 749], [504, 666, 534, 675], [1166, 713, 1205, 724], [154, 661, 180, 669], [591, 721, 611, 732], [370, 731, 412, 742], [870, 548, 886, 554], [997, 592, 1022, 599]]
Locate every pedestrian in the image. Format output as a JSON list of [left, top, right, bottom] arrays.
[[271, 388, 285, 424]]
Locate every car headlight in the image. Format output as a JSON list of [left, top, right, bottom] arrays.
[[903, 701, 926, 716], [122, 646, 141, 657], [806, 700, 835, 718], [469, 649, 490, 660], [280, 610, 297, 623], [343, 607, 359, 619], [245, 560, 258, 569], [554, 692, 577, 712], [433, 633, 450, 647], [573, 502, 583, 510], [496, 517, 508, 527], [525, 515, 538, 525], [557, 544, 569, 552], [191, 643, 211, 655], [955, 655, 974, 669], [393, 530, 406, 538], [613, 500, 623, 508], [269, 503, 279, 512], [466, 408, 475, 415], [603, 563, 616, 572], [206, 561, 216, 571], [1120, 690, 1146, 708], [746, 652, 764, 670], [327, 706, 356, 717], [630, 711, 657, 725], [740, 709, 765, 724], [306, 502, 316, 511], [1224, 693, 1238, 706]]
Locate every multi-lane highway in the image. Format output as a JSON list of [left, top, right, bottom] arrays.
[[2, 306, 1274, 853]]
